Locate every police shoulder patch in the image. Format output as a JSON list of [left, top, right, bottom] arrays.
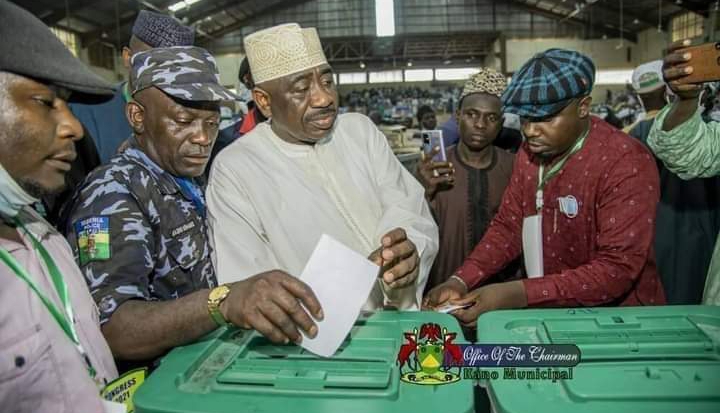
[[74, 216, 111, 266]]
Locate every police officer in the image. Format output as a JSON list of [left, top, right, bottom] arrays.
[[64, 46, 323, 372]]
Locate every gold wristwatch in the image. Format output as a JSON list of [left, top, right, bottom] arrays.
[[208, 285, 231, 326]]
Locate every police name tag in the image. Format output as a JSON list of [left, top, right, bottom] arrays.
[[103, 400, 127, 413], [171, 221, 196, 237]]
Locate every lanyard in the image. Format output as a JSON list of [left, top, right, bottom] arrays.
[[0, 217, 96, 379], [175, 177, 206, 218], [127, 143, 206, 218], [535, 128, 589, 211], [122, 82, 132, 103]]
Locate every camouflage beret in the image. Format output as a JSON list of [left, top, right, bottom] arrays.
[[130, 46, 238, 102], [132, 10, 194, 48]]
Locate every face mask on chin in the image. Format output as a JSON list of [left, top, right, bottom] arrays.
[[0, 162, 39, 219], [709, 109, 720, 123]]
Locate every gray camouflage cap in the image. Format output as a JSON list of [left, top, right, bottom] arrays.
[[130, 46, 238, 101]]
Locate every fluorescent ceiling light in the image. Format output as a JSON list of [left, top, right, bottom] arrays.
[[168, 0, 202, 13], [595, 69, 633, 85], [404, 69, 433, 82], [375, 0, 395, 37], [339, 72, 367, 85], [435, 67, 480, 81], [369, 70, 403, 83]]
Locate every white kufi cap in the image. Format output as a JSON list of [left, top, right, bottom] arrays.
[[244, 23, 328, 84], [631, 60, 665, 94]]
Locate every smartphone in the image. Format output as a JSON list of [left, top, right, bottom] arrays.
[[421, 130, 447, 162], [677, 42, 720, 85]]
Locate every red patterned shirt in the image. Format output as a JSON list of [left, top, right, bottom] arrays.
[[456, 117, 666, 307]]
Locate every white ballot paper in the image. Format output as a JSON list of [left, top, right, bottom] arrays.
[[522, 215, 544, 278], [299, 234, 379, 357], [434, 303, 473, 314]]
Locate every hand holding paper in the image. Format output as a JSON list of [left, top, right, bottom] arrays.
[[299, 234, 379, 357], [451, 281, 528, 326], [220, 270, 322, 344], [369, 227, 420, 289], [434, 302, 474, 314]]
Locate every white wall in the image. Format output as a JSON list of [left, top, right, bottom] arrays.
[[214, 52, 244, 89], [506, 38, 633, 72], [635, 28, 669, 65], [503, 29, 671, 103], [76, 48, 126, 84], [483, 37, 504, 72], [506, 29, 669, 72]]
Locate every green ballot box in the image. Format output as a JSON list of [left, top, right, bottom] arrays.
[[134, 311, 474, 413], [477, 305, 720, 413]]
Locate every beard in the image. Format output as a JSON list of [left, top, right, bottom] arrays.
[[17, 175, 65, 199], [1, 109, 67, 201], [533, 152, 555, 161]]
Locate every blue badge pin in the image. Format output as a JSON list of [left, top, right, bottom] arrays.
[[558, 195, 578, 218]]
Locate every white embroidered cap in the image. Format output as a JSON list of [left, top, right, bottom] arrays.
[[631, 60, 665, 94], [244, 23, 328, 84]]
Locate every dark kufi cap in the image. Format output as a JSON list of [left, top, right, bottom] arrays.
[[132, 10, 195, 48]]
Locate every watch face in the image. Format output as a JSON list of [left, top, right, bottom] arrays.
[[210, 285, 230, 301]]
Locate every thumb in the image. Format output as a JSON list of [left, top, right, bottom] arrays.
[[449, 295, 474, 306], [368, 247, 382, 265], [434, 289, 455, 306]]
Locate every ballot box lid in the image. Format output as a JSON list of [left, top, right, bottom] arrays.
[[477, 305, 720, 413], [134, 311, 474, 413]]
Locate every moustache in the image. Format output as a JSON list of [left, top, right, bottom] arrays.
[[305, 109, 337, 122], [181, 147, 211, 157]]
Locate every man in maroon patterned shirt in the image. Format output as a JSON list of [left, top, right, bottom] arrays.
[[424, 49, 666, 325]]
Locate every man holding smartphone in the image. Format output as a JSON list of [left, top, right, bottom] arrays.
[[417, 69, 518, 292], [647, 39, 720, 305]]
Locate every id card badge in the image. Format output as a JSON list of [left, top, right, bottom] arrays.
[[522, 215, 544, 278], [101, 368, 147, 413], [103, 400, 127, 413]]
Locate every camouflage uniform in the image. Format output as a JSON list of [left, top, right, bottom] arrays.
[[62, 46, 236, 324], [64, 143, 216, 323]]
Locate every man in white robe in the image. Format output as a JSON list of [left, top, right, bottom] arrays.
[[207, 23, 438, 310]]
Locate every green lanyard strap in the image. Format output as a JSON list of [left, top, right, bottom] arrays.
[[122, 82, 132, 103], [0, 217, 96, 378], [535, 128, 589, 211]]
